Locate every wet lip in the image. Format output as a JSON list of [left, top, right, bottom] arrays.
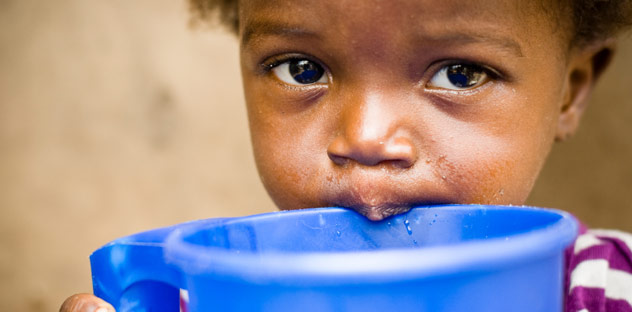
[[332, 200, 456, 221], [328, 189, 453, 221], [322, 168, 454, 221], [345, 204, 413, 222]]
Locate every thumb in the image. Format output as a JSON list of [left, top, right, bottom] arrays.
[[60, 293, 115, 312]]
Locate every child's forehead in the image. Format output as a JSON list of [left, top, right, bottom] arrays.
[[242, 0, 544, 27], [240, 0, 559, 56]]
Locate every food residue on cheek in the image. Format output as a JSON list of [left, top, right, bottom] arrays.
[[428, 149, 510, 205]]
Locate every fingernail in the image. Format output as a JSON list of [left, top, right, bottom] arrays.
[[94, 308, 109, 312]]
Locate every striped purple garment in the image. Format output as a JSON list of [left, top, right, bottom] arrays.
[[565, 223, 632, 312]]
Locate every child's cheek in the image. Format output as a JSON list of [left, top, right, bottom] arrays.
[[248, 115, 328, 210], [432, 133, 544, 206], [247, 109, 543, 210]]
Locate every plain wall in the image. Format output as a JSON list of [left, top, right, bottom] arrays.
[[0, 1, 630, 311]]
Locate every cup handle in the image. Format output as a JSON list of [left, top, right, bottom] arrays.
[[90, 222, 202, 311]]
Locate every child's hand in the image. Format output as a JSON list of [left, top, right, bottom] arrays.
[[60, 293, 115, 312]]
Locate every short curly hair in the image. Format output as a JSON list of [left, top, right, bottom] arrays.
[[571, 0, 632, 45], [189, 0, 239, 33], [189, 0, 632, 46]]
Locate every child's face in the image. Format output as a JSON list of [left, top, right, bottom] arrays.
[[238, 0, 581, 220]]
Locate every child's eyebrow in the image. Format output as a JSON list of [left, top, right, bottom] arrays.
[[420, 32, 524, 58], [241, 21, 319, 48], [241, 20, 523, 58]]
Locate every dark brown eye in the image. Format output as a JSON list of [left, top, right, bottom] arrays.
[[290, 60, 325, 84], [272, 59, 328, 85], [428, 64, 489, 90]]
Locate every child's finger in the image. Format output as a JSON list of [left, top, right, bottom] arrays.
[[59, 293, 115, 312]]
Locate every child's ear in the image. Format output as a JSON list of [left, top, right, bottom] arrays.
[[556, 39, 616, 141]]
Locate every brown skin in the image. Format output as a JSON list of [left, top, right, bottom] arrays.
[[60, 293, 115, 312], [240, 0, 610, 220], [61, 0, 613, 310]]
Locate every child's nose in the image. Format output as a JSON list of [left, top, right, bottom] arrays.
[[327, 92, 418, 168]]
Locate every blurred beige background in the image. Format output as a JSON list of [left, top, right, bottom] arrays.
[[0, 1, 630, 311]]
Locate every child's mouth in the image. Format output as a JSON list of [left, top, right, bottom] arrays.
[[325, 182, 454, 221], [345, 204, 413, 222]]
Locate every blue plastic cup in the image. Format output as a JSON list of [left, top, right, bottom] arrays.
[[90, 205, 578, 312]]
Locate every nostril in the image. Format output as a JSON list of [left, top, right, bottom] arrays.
[[383, 137, 417, 168], [327, 135, 417, 168], [327, 137, 351, 166], [379, 158, 414, 169], [328, 153, 349, 166]]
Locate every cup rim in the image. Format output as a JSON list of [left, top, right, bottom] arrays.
[[164, 205, 578, 286]]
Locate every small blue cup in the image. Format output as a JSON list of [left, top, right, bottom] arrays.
[[91, 205, 578, 312]]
